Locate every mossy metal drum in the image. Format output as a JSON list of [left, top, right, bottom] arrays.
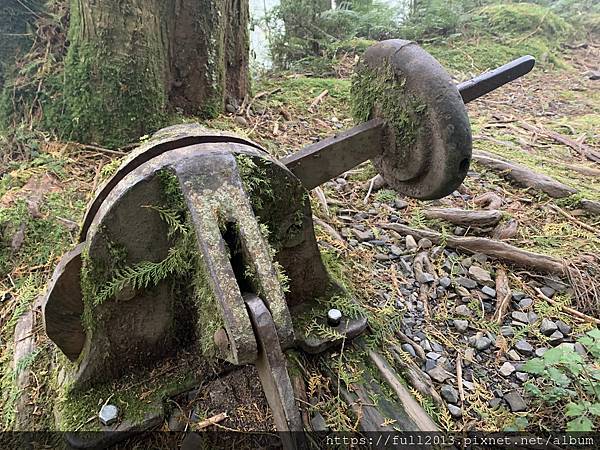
[[353, 39, 473, 200], [44, 124, 333, 389]]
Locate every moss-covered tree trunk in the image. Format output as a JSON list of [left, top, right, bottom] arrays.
[[0, 0, 43, 89], [61, 0, 250, 147]]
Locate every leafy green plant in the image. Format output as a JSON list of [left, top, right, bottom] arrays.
[[522, 329, 600, 431]]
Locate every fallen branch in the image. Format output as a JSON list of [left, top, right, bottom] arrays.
[[562, 164, 600, 178], [456, 356, 465, 404], [472, 151, 577, 198], [519, 122, 600, 164], [369, 351, 439, 431], [581, 200, 600, 216], [362, 174, 386, 192], [424, 208, 503, 228], [535, 288, 600, 325], [493, 268, 512, 325], [383, 223, 566, 275], [395, 330, 426, 360], [548, 204, 599, 235], [196, 412, 228, 430], [309, 90, 329, 112], [390, 346, 445, 408], [313, 217, 345, 243]]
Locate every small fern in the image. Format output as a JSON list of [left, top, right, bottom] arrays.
[[142, 205, 187, 238], [94, 244, 192, 306]]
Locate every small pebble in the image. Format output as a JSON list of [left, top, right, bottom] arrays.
[[515, 340, 534, 356], [453, 319, 469, 333], [499, 362, 516, 377], [441, 385, 459, 404], [447, 404, 462, 418]]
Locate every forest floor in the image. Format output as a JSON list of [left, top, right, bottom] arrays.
[[1, 40, 599, 436]]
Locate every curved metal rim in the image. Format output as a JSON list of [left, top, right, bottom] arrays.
[[80, 134, 266, 241]]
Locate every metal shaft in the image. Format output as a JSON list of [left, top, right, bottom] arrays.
[[282, 56, 536, 190]]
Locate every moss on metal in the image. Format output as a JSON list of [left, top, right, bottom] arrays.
[[351, 61, 427, 155]]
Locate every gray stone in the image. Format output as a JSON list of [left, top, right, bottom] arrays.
[[503, 391, 527, 412], [447, 404, 462, 418], [431, 341, 444, 353], [548, 330, 564, 345], [441, 385, 459, 404], [456, 277, 477, 289], [512, 291, 526, 301], [515, 372, 529, 383], [394, 199, 408, 209], [225, 104, 237, 113], [311, 412, 329, 432], [501, 326, 515, 337], [469, 266, 493, 286], [515, 340, 534, 356], [518, 298, 533, 309], [455, 305, 472, 317], [473, 253, 488, 264], [535, 347, 548, 357], [417, 272, 435, 284], [511, 311, 529, 324], [99, 404, 119, 427], [401, 343, 416, 357], [489, 397, 502, 408], [352, 229, 374, 242], [439, 277, 451, 288], [481, 286, 496, 298], [168, 410, 186, 431], [234, 115, 248, 127], [474, 337, 492, 351], [419, 238, 433, 249], [424, 359, 437, 371], [461, 257, 473, 268], [528, 312, 538, 323], [464, 348, 475, 366], [453, 319, 469, 333], [507, 350, 521, 361], [556, 320, 572, 336], [390, 245, 403, 256], [427, 366, 451, 383], [540, 318, 558, 336], [405, 235, 418, 250], [499, 362, 516, 377], [454, 227, 466, 236], [540, 286, 556, 298], [421, 340, 432, 352], [574, 343, 587, 357], [427, 352, 441, 361]]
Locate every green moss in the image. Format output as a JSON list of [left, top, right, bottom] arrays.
[[351, 61, 426, 152], [474, 3, 572, 40], [47, 1, 168, 148], [56, 353, 202, 431]]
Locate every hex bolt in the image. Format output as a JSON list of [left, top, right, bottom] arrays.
[[99, 404, 119, 427], [327, 308, 342, 327]]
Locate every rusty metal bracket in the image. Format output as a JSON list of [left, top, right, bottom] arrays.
[[244, 293, 307, 450]]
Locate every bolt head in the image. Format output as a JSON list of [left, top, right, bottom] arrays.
[[99, 404, 119, 427], [327, 308, 342, 327]]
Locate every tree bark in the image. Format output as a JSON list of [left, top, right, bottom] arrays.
[[59, 0, 250, 147], [0, 0, 43, 88]]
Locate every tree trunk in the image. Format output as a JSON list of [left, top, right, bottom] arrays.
[[0, 0, 43, 88], [60, 0, 249, 147]]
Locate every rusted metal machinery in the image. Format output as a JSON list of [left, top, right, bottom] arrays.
[[43, 40, 534, 447]]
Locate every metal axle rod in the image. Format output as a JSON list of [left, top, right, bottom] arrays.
[[282, 56, 535, 190]]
